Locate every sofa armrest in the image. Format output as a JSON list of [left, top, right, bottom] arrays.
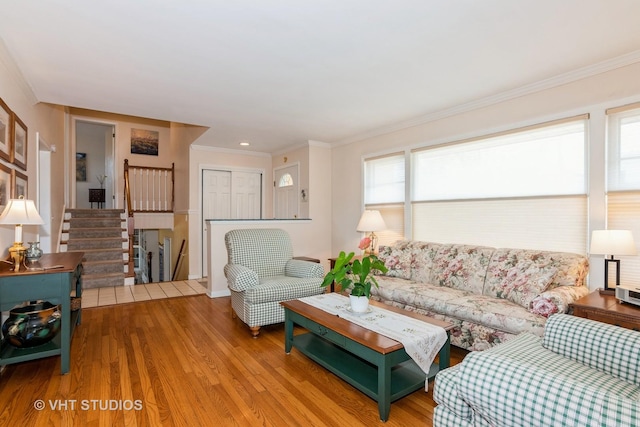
[[285, 259, 324, 278], [458, 332, 640, 426], [543, 314, 640, 385], [529, 285, 590, 317], [224, 264, 259, 292]]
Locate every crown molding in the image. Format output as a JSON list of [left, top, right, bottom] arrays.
[[0, 37, 38, 106], [334, 49, 640, 147]]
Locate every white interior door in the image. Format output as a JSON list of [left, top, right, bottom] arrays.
[[232, 171, 262, 219], [201, 169, 262, 276], [274, 164, 299, 219]]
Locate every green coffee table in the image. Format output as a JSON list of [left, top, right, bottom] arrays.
[[281, 298, 452, 421]]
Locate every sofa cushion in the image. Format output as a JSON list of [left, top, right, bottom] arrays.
[[489, 262, 557, 309], [429, 244, 494, 294], [377, 242, 412, 280], [485, 249, 588, 296], [407, 241, 441, 282], [372, 276, 546, 337], [484, 249, 562, 304], [244, 276, 324, 304]]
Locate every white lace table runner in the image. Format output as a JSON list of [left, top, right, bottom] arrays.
[[298, 293, 447, 376]]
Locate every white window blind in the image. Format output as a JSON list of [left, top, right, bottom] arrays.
[[607, 105, 640, 191], [413, 196, 587, 253], [606, 105, 640, 286], [411, 117, 588, 252], [606, 192, 640, 286], [364, 154, 405, 205], [364, 154, 406, 243], [412, 118, 586, 201]]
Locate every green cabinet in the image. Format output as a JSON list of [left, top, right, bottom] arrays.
[[0, 252, 84, 374]]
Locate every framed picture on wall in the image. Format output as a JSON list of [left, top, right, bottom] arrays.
[[130, 128, 159, 156], [11, 169, 27, 199], [76, 152, 87, 181], [0, 163, 10, 210], [11, 112, 27, 170], [0, 97, 11, 162]]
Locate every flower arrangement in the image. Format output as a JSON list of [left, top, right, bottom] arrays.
[[96, 174, 107, 188], [321, 238, 389, 298]]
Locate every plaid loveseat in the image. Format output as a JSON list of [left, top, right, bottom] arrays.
[[370, 241, 589, 350], [224, 228, 325, 337], [434, 314, 640, 426]]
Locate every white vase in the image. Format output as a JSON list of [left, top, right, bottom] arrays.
[[349, 294, 370, 313]]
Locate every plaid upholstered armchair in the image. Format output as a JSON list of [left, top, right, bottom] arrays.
[[224, 228, 325, 337]]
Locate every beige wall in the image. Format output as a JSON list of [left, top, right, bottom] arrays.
[[331, 62, 640, 289], [0, 45, 65, 257], [68, 108, 174, 209]]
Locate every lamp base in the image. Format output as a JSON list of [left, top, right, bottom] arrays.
[[8, 242, 26, 272]]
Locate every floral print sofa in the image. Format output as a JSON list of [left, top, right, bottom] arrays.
[[371, 241, 589, 351]]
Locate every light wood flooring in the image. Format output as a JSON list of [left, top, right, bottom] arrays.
[[0, 294, 467, 426]]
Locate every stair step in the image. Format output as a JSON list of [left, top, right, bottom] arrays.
[[68, 218, 122, 228], [82, 272, 125, 289], [81, 248, 126, 262], [67, 237, 126, 250], [82, 260, 126, 275], [66, 209, 124, 218], [67, 227, 125, 239], [63, 208, 128, 289]]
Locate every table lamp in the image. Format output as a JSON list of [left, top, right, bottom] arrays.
[[0, 196, 45, 272], [356, 210, 386, 255], [590, 229, 637, 294]]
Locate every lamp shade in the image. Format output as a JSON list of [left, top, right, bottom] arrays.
[[590, 230, 637, 256], [0, 198, 45, 225], [356, 210, 386, 232]]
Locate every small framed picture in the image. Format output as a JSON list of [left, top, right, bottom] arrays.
[[0, 163, 10, 210], [131, 128, 159, 156], [0, 97, 11, 162], [76, 152, 87, 181], [11, 169, 27, 199], [11, 112, 27, 170]]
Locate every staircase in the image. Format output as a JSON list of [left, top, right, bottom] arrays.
[[61, 209, 127, 289]]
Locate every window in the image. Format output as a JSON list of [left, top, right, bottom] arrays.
[[606, 104, 640, 286], [363, 154, 405, 246], [278, 173, 293, 187], [364, 154, 405, 204], [411, 116, 588, 253]]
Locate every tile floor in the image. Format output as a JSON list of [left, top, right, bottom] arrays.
[[81, 280, 207, 308]]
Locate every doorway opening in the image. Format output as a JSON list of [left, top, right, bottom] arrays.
[[74, 120, 115, 208]]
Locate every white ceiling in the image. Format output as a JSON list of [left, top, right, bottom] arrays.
[[1, 0, 640, 153]]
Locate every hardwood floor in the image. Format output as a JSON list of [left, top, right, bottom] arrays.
[[0, 295, 467, 426]]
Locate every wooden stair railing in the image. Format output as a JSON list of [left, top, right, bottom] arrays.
[[124, 159, 175, 278]]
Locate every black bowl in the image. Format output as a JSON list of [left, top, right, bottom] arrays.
[[2, 301, 61, 348]]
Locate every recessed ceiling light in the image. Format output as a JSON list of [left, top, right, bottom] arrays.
[[239, 141, 250, 146]]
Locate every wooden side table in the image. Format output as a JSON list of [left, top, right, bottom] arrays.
[[0, 252, 84, 374], [570, 291, 640, 331], [89, 188, 105, 208]]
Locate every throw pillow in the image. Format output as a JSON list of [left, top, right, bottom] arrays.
[[377, 245, 412, 280], [499, 264, 558, 308]]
